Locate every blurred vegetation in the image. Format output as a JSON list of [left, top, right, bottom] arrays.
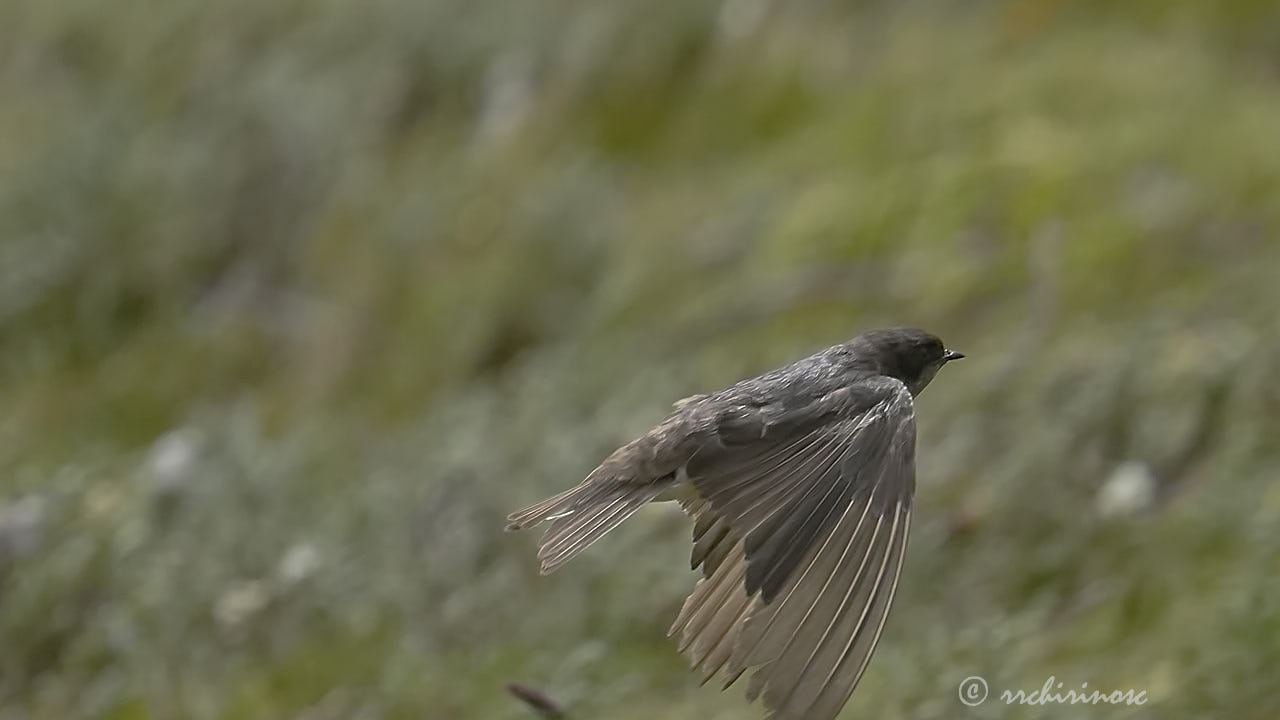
[[2, 0, 1279, 718]]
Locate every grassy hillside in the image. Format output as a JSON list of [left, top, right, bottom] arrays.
[[2, 0, 1279, 718]]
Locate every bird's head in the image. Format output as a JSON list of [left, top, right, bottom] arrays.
[[849, 327, 964, 396]]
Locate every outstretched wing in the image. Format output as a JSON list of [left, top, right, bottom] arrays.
[[669, 376, 917, 720]]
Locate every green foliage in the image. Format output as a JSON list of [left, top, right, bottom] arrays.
[[2, 0, 1279, 717]]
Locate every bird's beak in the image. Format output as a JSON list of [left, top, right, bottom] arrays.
[[943, 349, 965, 362]]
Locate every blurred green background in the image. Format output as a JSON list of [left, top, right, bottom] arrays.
[[2, 0, 1279, 718]]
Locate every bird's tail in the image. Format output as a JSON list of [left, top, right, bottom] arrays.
[[506, 468, 667, 575]]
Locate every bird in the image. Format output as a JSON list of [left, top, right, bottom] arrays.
[[506, 327, 964, 720]]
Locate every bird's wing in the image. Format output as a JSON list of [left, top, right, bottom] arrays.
[[669, 376, 917, 720]]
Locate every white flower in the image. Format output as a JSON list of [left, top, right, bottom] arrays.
[[214, 580, 270, 629], [1096, 461, 1157, 518], [147, 429, 202, 484], [278, 542, 323, 586]]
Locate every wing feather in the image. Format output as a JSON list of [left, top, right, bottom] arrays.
[[672, 376, 917, 720]]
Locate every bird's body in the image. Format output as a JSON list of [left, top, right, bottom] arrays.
[[507, 327, 963, 720]]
